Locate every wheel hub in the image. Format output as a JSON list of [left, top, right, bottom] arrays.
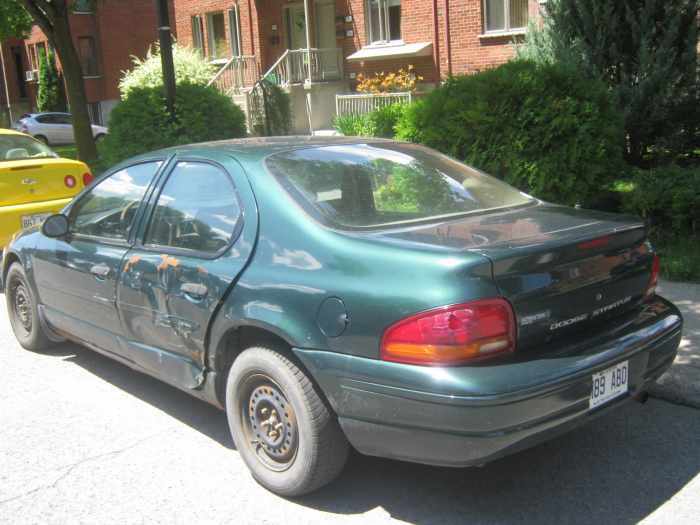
[[248, 384, 297, 464], [13, 284, 32, 332]]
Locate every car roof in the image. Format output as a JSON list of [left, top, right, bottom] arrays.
[[26, 112, 71, 118], [136, 136, 397, 163]]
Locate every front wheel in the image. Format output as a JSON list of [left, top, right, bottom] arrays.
[[5, 263, 52, 351], [226, 346, 349, 496]]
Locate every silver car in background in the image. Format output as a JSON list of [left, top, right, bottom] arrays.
[[13, 112, 108, 146]]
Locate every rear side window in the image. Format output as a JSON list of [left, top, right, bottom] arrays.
[[70, 161, 162, 240], [145, 162, 240, 254], [267, 143, 534, 229]]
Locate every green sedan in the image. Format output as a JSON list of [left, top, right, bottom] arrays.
[[1, 138, 682, 496]]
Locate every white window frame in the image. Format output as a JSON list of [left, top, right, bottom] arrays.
[[482, 0, 529, 35], [191, 15, 205, 55], [228, 5, 242, 57], [365, 0, 402, 46], [205, 11, 227, 60]]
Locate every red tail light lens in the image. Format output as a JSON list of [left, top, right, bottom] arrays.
[[82, 172, 94, 186], [380, 298, 516, 366], [645, 254, 660, 298], [64, 175, 76, 188]]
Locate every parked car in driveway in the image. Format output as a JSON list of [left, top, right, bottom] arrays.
[[0, 128, 93, 251], [0, 138, 682, 496], [14, 112, 108, 146]]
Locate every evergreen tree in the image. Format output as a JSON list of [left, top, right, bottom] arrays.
[[36, 49, 67, 112], [520, 0, 698, 165]]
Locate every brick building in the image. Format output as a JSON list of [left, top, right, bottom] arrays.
[[0, 0, 172, 127], [173, 0, 543, 130]]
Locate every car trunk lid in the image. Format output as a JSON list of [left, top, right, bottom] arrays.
[[0, 158, 86, 206]]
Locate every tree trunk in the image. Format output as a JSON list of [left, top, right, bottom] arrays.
[[50, 16, 97, 164], [23, 1, 98, 164]]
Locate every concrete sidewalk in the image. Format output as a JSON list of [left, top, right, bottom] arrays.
[[648, 280, 700, 407]]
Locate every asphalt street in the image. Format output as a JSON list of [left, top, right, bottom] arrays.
[[1, 298, 699, 525]]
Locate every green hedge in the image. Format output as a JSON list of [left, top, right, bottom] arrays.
[[102, 82, 246, 165], [333, 103, 405, 139], [395, 61, 626, 206]]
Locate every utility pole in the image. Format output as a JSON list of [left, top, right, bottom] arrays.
[[156, 0, 176, 118]]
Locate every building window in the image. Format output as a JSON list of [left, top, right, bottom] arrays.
[[191, 15, 205, 55], [228, 6, 242, 57], [87, 102, 102, 125], [72, 0, 93, 14], [78, 36, 98, 76], [484, 0, 528, 33], [366, 0, 401, 44], [206, 12, 228, 59]]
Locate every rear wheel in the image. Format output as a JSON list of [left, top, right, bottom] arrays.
[[226, 346, 349, 496], [95, 133, 106, 144], [5, 263, 52, 351]]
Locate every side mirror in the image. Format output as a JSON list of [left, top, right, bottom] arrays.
[[42, 214, 69, 238]]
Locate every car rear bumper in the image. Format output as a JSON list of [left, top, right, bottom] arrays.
[[293, 296, 682, 467], [0, 198, 72, 249]]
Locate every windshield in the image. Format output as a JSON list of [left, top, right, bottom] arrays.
[[0, 134, 57, 162], [267, 143, 534, 228]]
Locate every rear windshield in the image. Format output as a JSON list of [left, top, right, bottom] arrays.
[[0, 135, 57, 162], [267, 143, 534, 228]]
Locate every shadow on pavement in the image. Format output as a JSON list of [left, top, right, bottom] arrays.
[[58, 341, 699, 525]]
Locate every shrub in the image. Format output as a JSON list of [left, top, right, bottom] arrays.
[[119, 43, 216, 98], [624, 165, 700, 234], [395, 60, 625, 206], [101, 82, 247, 165], [333, 103, 405, 138], [248, 80, 291, 136], [36, 49, 66, 112]]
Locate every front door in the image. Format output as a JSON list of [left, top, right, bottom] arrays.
[[34, 160, 163, 353], [116, 157, 256, 389], [285, 5, 308, 50], [315, 0, 339, 80]]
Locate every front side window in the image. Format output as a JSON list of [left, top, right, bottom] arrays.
[[206, 12, 228, 59], [367, 0, 401, 44], [70, 162, 162, 240], [267, 143, 533, 229], [0, 134, 56, 161], [145, 162, 240, 253], [484, 0, 528, 33], [78, 36, 98, 75]]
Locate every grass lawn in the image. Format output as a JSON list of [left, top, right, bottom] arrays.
[[53, 144, 78, 160]]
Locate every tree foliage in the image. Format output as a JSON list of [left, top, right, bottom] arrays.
[[36, 49, 66, 112], [0, 1, 33, 40], [119, 43, 216, 98], [248, 80, 291, 136], [518, 0, 699, 165]]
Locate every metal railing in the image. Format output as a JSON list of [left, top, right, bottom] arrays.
[[335, 92, 414, 116], [207, 55, 258, 94], [264, 48, 344, 85]]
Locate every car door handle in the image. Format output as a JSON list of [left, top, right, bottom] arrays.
[[181, 282, 208, 298], [90, 264, 111, 278]]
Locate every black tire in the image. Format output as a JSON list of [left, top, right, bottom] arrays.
[[95, 134, 106, 143], [5, 263, 52, 351], [34, 135, 49, 145], [226, 346, 349, 496]]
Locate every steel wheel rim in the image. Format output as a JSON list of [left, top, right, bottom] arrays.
[[11, 281, 32, 336], [239, 373, 298, 472]]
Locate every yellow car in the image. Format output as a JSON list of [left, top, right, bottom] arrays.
[[0, 129, 93, 250]]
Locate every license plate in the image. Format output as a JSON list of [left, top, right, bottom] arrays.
[[21, 213, 50, 229], [589, 361, 629, 409]]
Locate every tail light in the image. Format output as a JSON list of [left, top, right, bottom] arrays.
[[645, 254, 660, 298], [64, 175, 76, 188], [82, 172, 94, 186], [380, 298, 516, 366]]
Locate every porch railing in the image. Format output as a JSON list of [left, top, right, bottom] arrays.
[[335, 92, 414, 117], [264, 48, 344, 85], [207, 55, 259, 94]]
